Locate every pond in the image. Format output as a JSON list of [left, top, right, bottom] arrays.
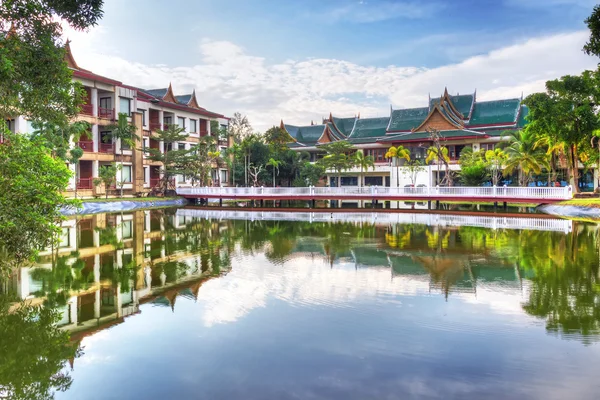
[[1, 208, 600, 399]]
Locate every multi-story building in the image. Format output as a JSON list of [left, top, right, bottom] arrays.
[[281, 88, 597, 196], [6, 42, 231, 197]]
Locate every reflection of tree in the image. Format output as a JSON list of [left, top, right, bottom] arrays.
[[0, 298, 80, 400]]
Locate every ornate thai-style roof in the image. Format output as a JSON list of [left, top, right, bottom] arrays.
[[516, 104, 529, 128], [429, 89, 475, 119], [388, 107, 429, 132], [284, 124, 327, 146], [412, 104, 464, 133], [468, 98, 521, 127], [377, 129, 487, 143], [331, 116, 356, 137], [347, 116, 390, 142]]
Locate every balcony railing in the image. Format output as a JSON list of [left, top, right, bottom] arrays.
[[199, 130, 209, 137], [80, 104, 94, 116], [99, 143, 114, 153], [77, 140, 94, 152], [149, 121, 161, 131], [150, 178, 161, 188], [76, 178, 93, 190], [98, 107, 115, 120]]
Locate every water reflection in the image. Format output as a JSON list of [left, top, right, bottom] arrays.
[[1, 208, 600, 399]]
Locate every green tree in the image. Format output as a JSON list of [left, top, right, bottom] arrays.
[[264, 126, 292, 153], [457, 147, 489, 186], [503, 130, 549, 186], [107, 113, 139, 165], [485, 148, 508, 186], [584, 5, 600, 58], [354, 150, 375, 187], [403, 159, 426, 186], [228, 112, 253, 143], [385, 145, 410, 188], [0, 129, 74, 273], [426, 128, 453, 186], [266, 157, 283, 187], [0, 299, 80, 400], [298, 162, 325, 186], [0, 0, 104, 125], [144, 124, 192, 195], [318, 141, 356, 188], [93, 163, 118, 199]]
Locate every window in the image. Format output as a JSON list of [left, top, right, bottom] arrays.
[[177, 174, 185, 183], [164, 116, 173, 127], [138, 109, 146, 125], [144, 167, 148, 184], [119, 97, 131, 116], [189, 119, 197, 133], [178, 143, 186, 151], [143, 138, 148, 151], [99, 97, 111, 110], [219, 170, 228, 185], [59, 227, 71, 248], [481, 143, 495, 152], [121, 165, 132, 183], [177, 117, 185, 129], [364, 176, 383, 186], [121, 220, 133, 239]]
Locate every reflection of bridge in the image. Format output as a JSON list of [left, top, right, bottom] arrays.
[[177, 185, 572, 204], [176, 209, 573, 233]]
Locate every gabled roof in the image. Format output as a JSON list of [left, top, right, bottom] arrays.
[[388, 107, 429, 132], [413, 104, 463, 133], [175, 90, 205, 110], [331, 116, 356, 136], [429, 89, 475, 119], [517, 104, 529, 128], [468, 98, 521, 126], [284, 124, 326, 146], [348, 116, 389, 141]]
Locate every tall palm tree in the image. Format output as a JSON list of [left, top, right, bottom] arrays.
[[107, 113, 139, 196], [385, 145, 410, 187], [504, 130, 549, 186], [354, 150, 375, 187], [267, 158, 283, 187]]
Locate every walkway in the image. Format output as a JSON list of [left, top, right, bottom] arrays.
[[176, 185, 573, 204]]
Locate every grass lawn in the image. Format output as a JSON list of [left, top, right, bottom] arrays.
[[557, 198, 600, 208], [81, 196, 182, 203]]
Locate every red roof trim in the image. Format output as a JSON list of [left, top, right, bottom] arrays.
[[466, 122, 517, 128], [378, 134, 489, 143], [72, 70, 122, 86]]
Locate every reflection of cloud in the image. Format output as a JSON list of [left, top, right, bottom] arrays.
[[197, 252, 529, 327]]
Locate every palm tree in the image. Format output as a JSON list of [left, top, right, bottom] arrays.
[[226, 143, 242, 186], [426, 146, 450, 186], [267, 158, 283, 187], [385, 145, 410, 187], [354, 150, 375, 187], [107, 113, 139, 196], [504, 130, 549, 186]]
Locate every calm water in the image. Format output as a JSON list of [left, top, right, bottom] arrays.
[[2, 208, 600, 400]]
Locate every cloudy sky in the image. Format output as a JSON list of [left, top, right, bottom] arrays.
[[65, 0, 599, 130]]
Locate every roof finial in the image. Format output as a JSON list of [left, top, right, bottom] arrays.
[[474, 88, 477, 101], [329, 112, 333, 121], [521, 91, 523, 101], [280, 119, 285, 130], [444, 87, 449, 97], [357, 112, 360, 119], [311, 120, 314, 126]]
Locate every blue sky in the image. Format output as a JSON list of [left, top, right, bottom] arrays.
[[67, 0, 599, 129]]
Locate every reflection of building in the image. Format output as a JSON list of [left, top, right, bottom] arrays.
[[5, 42, 231, 197], [5, 210, 231, 340]]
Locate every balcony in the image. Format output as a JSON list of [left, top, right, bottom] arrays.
[[199, 130, 209, 137], [99, 143, 114, 154], [77, 177, 93, 190], [80, 103, 94, 116], [77, 140, 94, 152], [149, 121, 161, 131], [150, 178, 161, 188], [98, 107, 115, 120]]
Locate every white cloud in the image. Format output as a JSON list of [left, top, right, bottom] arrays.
[[323, 1, 443, 23], [64, 27, 596, 131]]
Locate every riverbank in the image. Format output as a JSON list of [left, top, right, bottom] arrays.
[[538, 198, 600, 220], [61, 197, 187, 216]]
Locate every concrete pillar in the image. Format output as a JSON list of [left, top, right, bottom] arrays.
[[69, 296, 78, 326], [94, 255, 100, 318], [91, 88, 98, 117], [114, 91, 120, 116], [92, 124, 99, 152], [132, 112, 144, 193], [115, 282, 123, 318], [207, 119, 211, 136], [159, 110, 164, 130]]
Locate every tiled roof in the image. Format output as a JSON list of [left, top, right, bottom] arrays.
[[377, 129, 487, 142], [285, 124, 326, 145], [468, 98, 521, 126], [517, 105, 529, 128], [430, 93, 474, 118], [326, 122, 345, 140], [145, 88, 168, 98], [348, 117, 390, 139], [176, 94, 192, 104], [388, 107, 429, 132], [331, 116, 356, 136]]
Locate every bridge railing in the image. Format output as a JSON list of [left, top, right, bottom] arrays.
[[176, 209, 573, 233], [177, 185, 572, 200]]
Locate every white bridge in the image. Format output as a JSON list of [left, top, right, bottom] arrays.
[[176, 209, 573, 233], [176, 185, 573, 204]]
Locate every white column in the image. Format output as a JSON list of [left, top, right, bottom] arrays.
[[68, 296, 78, 325], [207, 119, 211, 136], [115, 282, 123, 318], [92, 124, 99, 152], [93, 227, 100, 247], [68, 163, 77, 190], [91, 88, 98, 117], [94, 255, 100, 318], [92, 160, 99, 180], [159, 110, 164, 129], [114, 92, 120, 116]]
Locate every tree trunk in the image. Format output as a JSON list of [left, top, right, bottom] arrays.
[[568, 145, 580, 192], [396, 159, 400, 188], [273, 168, 275, 187]]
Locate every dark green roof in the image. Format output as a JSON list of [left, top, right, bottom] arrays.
[[145, 88, 168, 98], [517, 105, 529, 128], [388, 107, 429, 132], [378, 129, 486, 143], [430, 93, 474, 118], [285, 124, 325, 145], [353, 247, 389, 267], [326, 122, 345, 140], [332, 116, 356, 136], [468, 98, 521, 126], [348, 117, 389, 140]]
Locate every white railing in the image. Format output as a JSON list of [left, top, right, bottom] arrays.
[[176, 210, 573, 233], [176, 185, 573, 200]]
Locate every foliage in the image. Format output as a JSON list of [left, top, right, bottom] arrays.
[[228, 112, 253, 143], [0, 298, 80, 400], [485, 148, 508, 186], [0, 0, 104, 125], [93, 163, 118, 199], [106, 113, 139, 159], [386, 145, 410, 187], [354, 150, 375, 186], [0, 129, 74, 273], [181, 136, 220, 186], [264, 126, 292, 153], [143, 124, 192, 194], [402, 159, 426, 186], [503, 130, 549, 186], [30, 120, 89, 162], [457, 147, 489, 186], [584, 5, 600, 58], [266, 157, 284, 187], [317, 141, 356, 187], [298, 162, 325, 186]]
